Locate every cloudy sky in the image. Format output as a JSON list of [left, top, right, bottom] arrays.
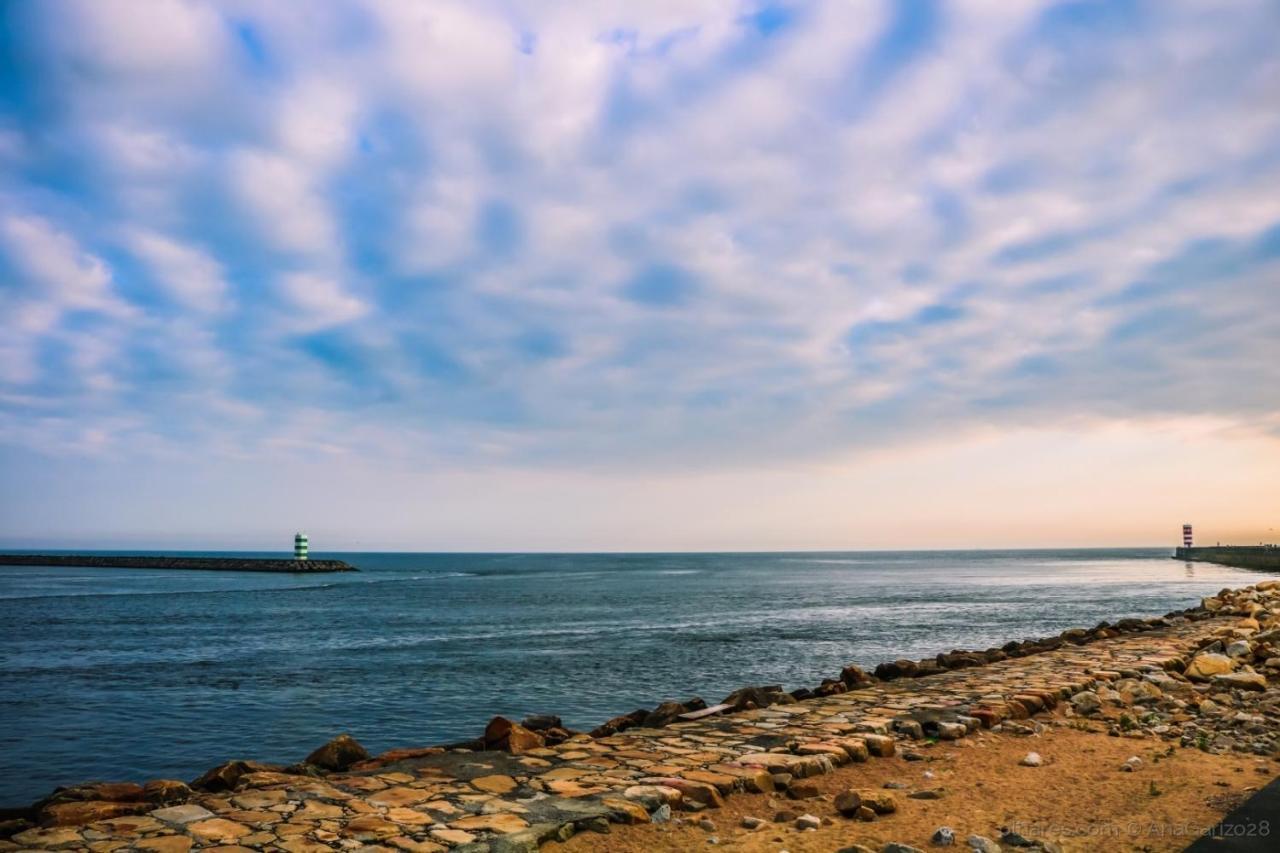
[[1, 0, 1278, 550]]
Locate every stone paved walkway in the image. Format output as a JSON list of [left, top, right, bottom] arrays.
[[3, 604, 1263, 852]]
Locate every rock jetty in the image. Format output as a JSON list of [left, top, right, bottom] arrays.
[[4, 581, 1280, 851], [0, 555, 357, 573]]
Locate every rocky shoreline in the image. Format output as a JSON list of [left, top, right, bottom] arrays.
[[3, 581, 1279, 851]]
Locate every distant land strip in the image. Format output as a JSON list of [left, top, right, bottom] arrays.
[[1175, 546, 1280, 571], [0, 554, 358, 573]]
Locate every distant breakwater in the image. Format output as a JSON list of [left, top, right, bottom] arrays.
[[1175, 546, 1280, 572], [0, 554, 358, 573]]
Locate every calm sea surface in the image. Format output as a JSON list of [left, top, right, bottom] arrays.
[[0, 549, 1271, 806]]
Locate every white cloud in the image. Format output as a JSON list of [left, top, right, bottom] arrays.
[[230, 149, 338, 256], [124, 228, 229, 312], [0, 214, 130, 317], [276, 271, 368, 332]]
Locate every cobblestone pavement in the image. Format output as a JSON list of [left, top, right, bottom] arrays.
[[7, 582, 1279, 853]]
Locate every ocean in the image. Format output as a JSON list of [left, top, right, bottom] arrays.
[[0, 548, 1266, 807]]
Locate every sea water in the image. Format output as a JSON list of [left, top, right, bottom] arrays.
[[0, 548, 1267, 806]]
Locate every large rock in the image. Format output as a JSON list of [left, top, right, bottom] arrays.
[[833, 789, 863, 816], [484, 716, 545, 753], [840, 664, 872, 687], [1185, 653, 1236, 681], [304, 733, 370, 771], [190, 760, 289, 792], [39, 800, 148, 826], [40, 781, 145, 805], [1212, 671, 1267, 691], [642, 701, 690, 728], [722, 686, 787, 712], [142, 780, 191, 806]]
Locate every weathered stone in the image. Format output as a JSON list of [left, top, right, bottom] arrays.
[[1185, 653, 1236, 681], [858, 791, 898, 814], [786, 780, 821, 799], [833, 789, 862, 816], [149, 804, 215, 825], [932, 826, 956, 846], [304, 733, 370, 771], [186, 818, 251, 841], [430, 828, 476, 845], [470, 774, 518, 794], [1070, 691, 1101, 714], [794, 813, 821, 830], [862, 733, 896, 757], [142, 780, 191, 806], [340, 815, 402, 840], [1020, 751, 1043, 767], [451, 813, 529, 834], [135, 836, 193, 853], [484, 717, 546, 753], [1212, 671, 1267, 691], [40, 801, 148, 827]]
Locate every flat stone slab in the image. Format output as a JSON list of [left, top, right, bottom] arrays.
[[148, 804, 215, 825]]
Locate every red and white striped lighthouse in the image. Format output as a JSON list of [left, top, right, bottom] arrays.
[[1182, 524, 1193, 548]]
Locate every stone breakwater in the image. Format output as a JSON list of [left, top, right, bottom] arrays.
[[0, 555, 357, 573], [4, 581, 1280, 852], [1175, 546, 1280, 571]]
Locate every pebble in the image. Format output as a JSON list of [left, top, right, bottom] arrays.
[[1121, 756, 1142, 772], [794, 813, 821, 830], [966, 835, 1001, 853], [740, 816, 765, 830], [882, 843, 926, 853], [651, 804, 671, 823], [1020, 751, 1043, 767], [697, 818, 716, 832], [932, 826, 956, 846]]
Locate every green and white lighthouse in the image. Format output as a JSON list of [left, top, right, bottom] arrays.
[[294, 532, 309, 561]]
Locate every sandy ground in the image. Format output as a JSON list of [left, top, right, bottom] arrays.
[[552, 721, 1279, 853]]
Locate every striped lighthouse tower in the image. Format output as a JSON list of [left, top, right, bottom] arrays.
[[294, 532, 309, 561], [1182, 524, 1193, 549]]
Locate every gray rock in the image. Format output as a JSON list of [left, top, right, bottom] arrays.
[[1019, 751, 1043, 767], [697, 818, 716, 832], [882, 844, 926, 853], [1226, 640, 1253, 658], [149, 804, 214, 825], [909, 789, 945, 800], [966, 836, 1001, 853], [794, 813, 821, 830], [651, 804, 671, 823], [740, 816, 765, 830], [933, 826, 956, 846], [1070, 691, 1101, 714]]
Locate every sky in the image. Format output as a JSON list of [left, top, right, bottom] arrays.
[[0, 0, 1278, 551]]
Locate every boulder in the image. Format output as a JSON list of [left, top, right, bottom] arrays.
[[304, 733, 370, 771], [190, 760, 288, 793], [1070, 691, 1101, 715], [833, 789, 862, 816], [484, 717, 545, 753], [857, 791, 898, 814], [39, 800, 148, 827], [40, 781, 145, 805], [1212, 672, 1267, 691], [142, 780, 191, 806], [722, 685, 787, 712], [520, 714, 562, 731], [1185, 653, 1236, 681], [840, 664, 872, 687], [642, 701, 689, 728]]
